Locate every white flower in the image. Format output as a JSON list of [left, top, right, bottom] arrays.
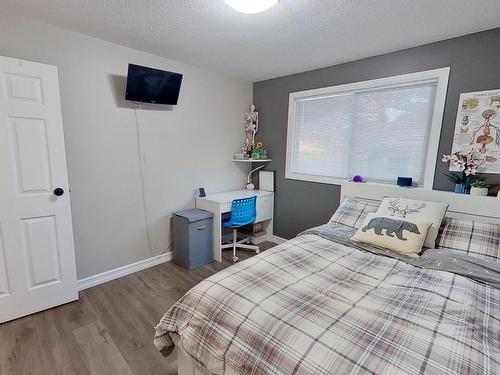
[[464, 165, 477, 176], [441, 155, 451, 163], [455, 160, 466, 171]]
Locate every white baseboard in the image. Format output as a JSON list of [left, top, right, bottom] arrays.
[[77, 251, 173, 291], [77, 235, 288, 292], [271, 235, 287, 244]]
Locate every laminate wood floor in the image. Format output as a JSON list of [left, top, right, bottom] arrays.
[[0, 242, 277, 375]]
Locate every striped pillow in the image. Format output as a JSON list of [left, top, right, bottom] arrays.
[[436, 217, 500, 262], [329, 197, 380, 229]]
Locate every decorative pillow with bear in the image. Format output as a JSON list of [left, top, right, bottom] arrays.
[[375, 197, 448, 248], [351, 213, 432, 257]]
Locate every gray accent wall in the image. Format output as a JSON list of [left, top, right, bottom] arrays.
[[254, 28, 500, 240]]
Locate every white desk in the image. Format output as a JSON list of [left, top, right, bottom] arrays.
[[195, 190, 274, 262]]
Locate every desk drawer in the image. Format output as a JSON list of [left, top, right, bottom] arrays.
[[256, 196, 273, 222]]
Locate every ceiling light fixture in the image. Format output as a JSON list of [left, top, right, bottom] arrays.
[[224, 0, 278, 14]]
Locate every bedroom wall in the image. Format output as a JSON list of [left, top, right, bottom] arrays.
[[254, 28, 500, 239], [0, 14, 252, 279]]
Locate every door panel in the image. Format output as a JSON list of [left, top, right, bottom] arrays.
[[4, 73, 44, 104], [9, 116, 52, 194], [22, 215, 61, 288], [0, 56, 77, 323]]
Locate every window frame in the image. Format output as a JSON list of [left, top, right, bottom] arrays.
[[285, 67, 450, 190]]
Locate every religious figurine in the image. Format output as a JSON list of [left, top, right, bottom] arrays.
[[244, 104, 259, 146]]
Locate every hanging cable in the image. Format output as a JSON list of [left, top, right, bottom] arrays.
[[161, 240, 173, 255], [134, 104, 155, 256]]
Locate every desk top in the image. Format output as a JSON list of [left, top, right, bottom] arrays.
[[197, 189, 273, 204]]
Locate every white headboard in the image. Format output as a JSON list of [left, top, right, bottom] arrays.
[[341, 182, 500, 223]]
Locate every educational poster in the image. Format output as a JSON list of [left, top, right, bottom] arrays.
[[450, 89, 500, 173]]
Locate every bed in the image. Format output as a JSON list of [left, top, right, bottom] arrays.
[[154, 183, 500, 375]]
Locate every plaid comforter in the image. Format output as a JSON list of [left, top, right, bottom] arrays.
[[154, 231, 500, 374]]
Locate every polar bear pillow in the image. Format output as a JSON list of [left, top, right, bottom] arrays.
[[376, 197, 448, 248], [351, 213, 432, 257]]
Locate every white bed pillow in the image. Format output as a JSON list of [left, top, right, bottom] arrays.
[[351, 213, 432, 258], [436, 217, 500, 262], [376, 197, 448, 248], [329, 197, 380, 229]]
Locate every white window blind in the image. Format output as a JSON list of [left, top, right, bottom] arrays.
[[286, 71, 448, 187]]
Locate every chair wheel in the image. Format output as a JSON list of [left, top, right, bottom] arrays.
[[232, 256, 239, 263]]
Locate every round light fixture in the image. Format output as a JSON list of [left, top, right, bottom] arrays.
[[224, 0, 278, 14]]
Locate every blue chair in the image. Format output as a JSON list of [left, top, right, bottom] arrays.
[[221, 196, 259, 262]]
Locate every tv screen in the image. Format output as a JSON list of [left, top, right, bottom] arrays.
[[125, 64, 183, 105]]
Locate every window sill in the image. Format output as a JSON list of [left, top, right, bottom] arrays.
[[285, 172, 427, 190]]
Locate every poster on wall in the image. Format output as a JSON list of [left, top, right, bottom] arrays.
[[450, 89, 500, 173]]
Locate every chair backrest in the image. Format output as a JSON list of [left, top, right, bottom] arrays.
[[229, 196, 257, 226]]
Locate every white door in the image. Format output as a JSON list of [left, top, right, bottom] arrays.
[[0, 56, 78, 323]]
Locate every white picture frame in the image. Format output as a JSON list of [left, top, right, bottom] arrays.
[[450, 89, 500, 174], [258, 170, 274, 192]]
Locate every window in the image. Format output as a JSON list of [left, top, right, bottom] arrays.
[[285, 68, 450, 190]]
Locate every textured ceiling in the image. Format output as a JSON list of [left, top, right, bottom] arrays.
[[2, 0, 500, 81]]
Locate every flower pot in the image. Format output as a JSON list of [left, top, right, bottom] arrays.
[[454, 184, 470, 194], [470, 187, 488, 196]]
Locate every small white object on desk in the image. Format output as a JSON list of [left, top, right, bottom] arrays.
[[232, 158, 272, 190], [196, 189, 274, 262], [245, 164, 265, 190]]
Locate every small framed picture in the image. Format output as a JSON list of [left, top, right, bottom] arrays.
[[258, 170, 275, 192]]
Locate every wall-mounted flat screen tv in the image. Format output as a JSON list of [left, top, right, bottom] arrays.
[[125, 64, 183, 105]]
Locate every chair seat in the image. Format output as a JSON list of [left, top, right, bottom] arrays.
[[223, 219, 254, 228]]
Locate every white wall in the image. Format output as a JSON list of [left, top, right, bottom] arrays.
[[0, 14, 252, 279]]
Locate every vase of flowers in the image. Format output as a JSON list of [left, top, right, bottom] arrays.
[[442, 149, 486, 194]]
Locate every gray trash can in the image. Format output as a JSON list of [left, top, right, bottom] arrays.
[[172, 209, 213, 269]]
